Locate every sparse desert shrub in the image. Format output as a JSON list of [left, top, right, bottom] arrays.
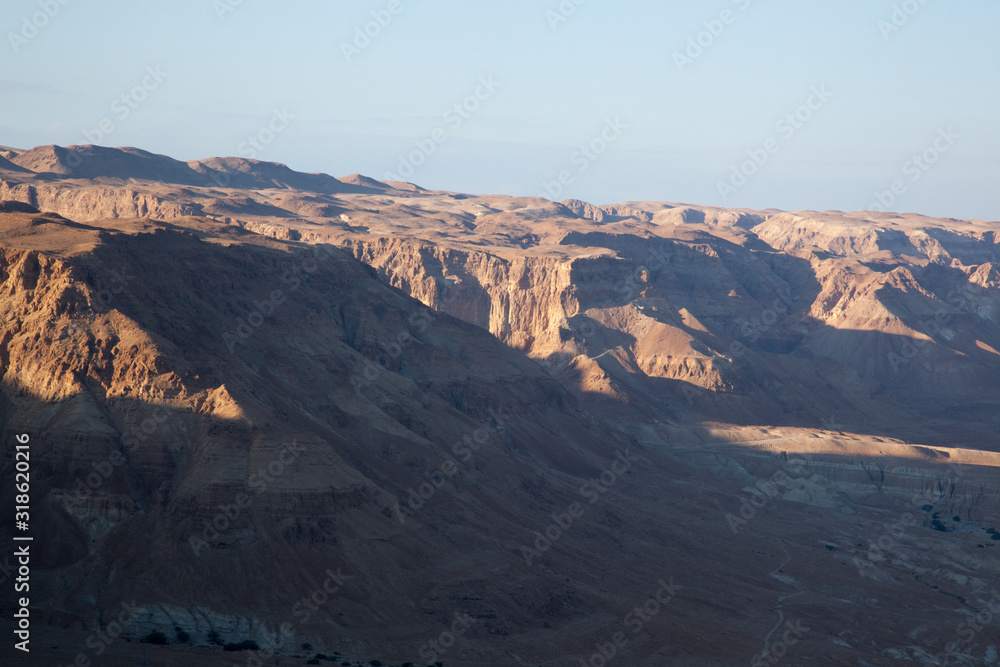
[[208, 630, 222, 645], [175, 628, 190, 643], [143, 631, 168, 645], [224, 640, 261, 652]]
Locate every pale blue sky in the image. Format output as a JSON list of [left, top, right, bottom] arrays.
[[2, 0, 998, 219]]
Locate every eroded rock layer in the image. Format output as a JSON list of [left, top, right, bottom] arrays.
[[2, 145, 999, 666]]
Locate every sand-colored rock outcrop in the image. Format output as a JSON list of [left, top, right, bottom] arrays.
[[3, 146, 1000, 665]]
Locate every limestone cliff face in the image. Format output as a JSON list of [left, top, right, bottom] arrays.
[[335, 220, 1000, 444], [346, 237, 577, 354], [6, 147, 1000, 440], [0, 179, 200, 220], [335, 236, 853, 429], [4, 147, 1000, 665], [0, 211, 672, 659], [723, 444, 1000, 522], [342, 237, 762, 425]]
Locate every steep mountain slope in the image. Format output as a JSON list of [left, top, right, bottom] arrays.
[[2, 146, 1000, 665], [0, 212, 643, 656], [6, 146, 997, 450]]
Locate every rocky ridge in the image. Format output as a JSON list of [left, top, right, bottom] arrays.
[[1, 145, 999, 665]]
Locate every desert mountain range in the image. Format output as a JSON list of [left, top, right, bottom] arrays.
[[1, 144, 999, 666]]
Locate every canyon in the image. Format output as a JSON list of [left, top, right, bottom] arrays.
[[1, 144, 999, 666]]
